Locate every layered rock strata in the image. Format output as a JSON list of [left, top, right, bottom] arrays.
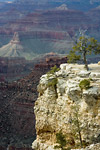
[[32, 63, 100, 150]]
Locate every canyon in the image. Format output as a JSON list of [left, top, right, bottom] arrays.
[[0, 1, 100, 59], [0, 56, 36, 81], [0, 54, 67, 149], [0, 0, 100, 149]]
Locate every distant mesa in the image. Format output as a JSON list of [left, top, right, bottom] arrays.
[[0, 32, 36, 60], [0, 32, 24, 58], [10, 32, 20, 44], [56, 4, 68, 11]]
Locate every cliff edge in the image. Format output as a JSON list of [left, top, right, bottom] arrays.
[[32, 63, 100, 150]]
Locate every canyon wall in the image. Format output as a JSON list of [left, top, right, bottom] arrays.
[[32, 63, 100, 150], [0, 55, 67, 149]]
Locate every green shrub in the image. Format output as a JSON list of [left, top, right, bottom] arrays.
[[54, 145, 61, 149], [47, 65, 59, 98], [47, 77, 58, 98], [47, 65, 60, 75], [55, 132, 66, 150], [47, 78, 58, 87], [79, 79, 90, 90], [66, 147, 72, 150]]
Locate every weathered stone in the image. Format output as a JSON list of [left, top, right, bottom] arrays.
[[71, 143, 100, 150], [32, 64, 100, 150], [90, 72, 100, 78], [83, 87, 100, 105], [98, 61, 100, 65], [78, 70, 91, 77]]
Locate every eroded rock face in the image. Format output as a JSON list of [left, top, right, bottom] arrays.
[[32, 64, 100, 150], [73, 143, 100, 150], [0, 55, 68, 149]]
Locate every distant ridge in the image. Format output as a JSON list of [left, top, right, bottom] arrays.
[[56, 4, 68, 11]]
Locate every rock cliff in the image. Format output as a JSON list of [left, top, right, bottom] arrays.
[[32, 63, 100, 150], [0, 55, 67, 149]]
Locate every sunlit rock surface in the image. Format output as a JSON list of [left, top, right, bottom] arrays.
[[32, 63, 100, 150]]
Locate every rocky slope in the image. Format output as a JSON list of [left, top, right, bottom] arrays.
[[0, 56, 36, 82], [0, 55, 67, 149], [32, 63, 100, 150]]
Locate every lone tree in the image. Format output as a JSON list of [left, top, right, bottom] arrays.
[[68, 36, 100, 70], [67, 50, 81, 63]]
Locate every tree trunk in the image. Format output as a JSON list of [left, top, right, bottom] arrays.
[[83, 51, 89, 71], [54, 84, 58, 98], [76, 115, 83, 148], [78, 128, 83, 148]]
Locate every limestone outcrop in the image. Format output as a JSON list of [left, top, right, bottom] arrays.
[[32, 63, 100, 150]]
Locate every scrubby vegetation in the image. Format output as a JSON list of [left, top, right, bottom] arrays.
[[47, 65, 59, 98], [47, 77, 58, 98], [79, 79, 90, 90], [54, 132, 66, 150], [47, 78, 58, 88], [47, 65, 60, 75]]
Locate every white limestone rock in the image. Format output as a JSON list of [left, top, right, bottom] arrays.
[[78, 70, 91, 77], [90, 72, 100, 78], [71, 143, 100, 150], [57, 78, 67, 96], [83, 87, 100, 105], [32, 64, 100, 150]]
